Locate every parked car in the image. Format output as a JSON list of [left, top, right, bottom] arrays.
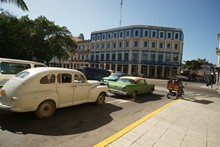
[[103, 72, 128, 83], [77, 67, 110, 82], [0, 67, 108, 119], [107, 76, 155, 98], [0, 58, 46, 88]]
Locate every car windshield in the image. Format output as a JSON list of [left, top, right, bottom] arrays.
[[118, 78, 135, 84], [110, 72, 124, 77]]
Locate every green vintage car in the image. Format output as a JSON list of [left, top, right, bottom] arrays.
[[107, 76, 155, 98]]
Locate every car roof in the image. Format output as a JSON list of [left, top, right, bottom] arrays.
[[120, 76, 145, 81], [23, 67, 82, 75]]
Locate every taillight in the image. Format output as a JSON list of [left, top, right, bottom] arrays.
[[0, 90, 6, 95]]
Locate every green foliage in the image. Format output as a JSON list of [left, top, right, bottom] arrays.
[[0, 13, 77, 63], [183, 59, 205, 71], [0, 0, 28, 11]]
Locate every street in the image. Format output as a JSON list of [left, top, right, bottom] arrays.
[[0, 79, 219, 147]]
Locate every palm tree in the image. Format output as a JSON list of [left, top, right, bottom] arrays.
[[1, 0, 28, 11]]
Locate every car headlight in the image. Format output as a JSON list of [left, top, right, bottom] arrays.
[[121, 87, 126, 91]]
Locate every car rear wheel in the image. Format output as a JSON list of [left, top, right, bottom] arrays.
[[35, 100, 56, 119], [131, 91, 137, 98], [96, 92, 105, 105], [149, 88, 154, 94]]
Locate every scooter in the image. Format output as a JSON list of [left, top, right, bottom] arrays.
[[167, 89, 184, 99]]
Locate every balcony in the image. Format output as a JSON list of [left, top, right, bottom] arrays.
[[216, 48, 220, 55]]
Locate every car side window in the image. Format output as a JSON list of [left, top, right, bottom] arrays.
[[58, 73, 72, 83], [40, 74, 55, 84], [74, 74, 86, 83]]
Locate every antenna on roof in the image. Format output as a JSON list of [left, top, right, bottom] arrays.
[[120, 0, 123, 27]]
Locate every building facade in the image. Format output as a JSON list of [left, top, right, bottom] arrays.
[[89, 25, 184, 78], [216, 33, 220, 84]]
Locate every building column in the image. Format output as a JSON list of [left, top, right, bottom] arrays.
[[128, 64, 132, 75], [115, 64, 118, 72], [162, 66, 165, 78], [155, 65, 157, 78], [138, 64, 142, 74], [147, 65, 150, 77]]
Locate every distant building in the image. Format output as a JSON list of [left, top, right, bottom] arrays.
[[89, 25, 184, 78], [216, 33, 220, 84]]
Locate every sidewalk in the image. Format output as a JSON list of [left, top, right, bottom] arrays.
[[95, 93, 220, 147]]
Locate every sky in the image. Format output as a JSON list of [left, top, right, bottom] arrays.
[[1, 0, 220, 64]]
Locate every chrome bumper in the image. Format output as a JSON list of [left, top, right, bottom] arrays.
[[109, 89, 128, 95], [0, 103, 12, 110]]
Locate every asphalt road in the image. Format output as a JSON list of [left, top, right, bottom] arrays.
[[0, 79, 218, 147]]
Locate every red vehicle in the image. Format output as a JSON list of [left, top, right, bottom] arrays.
[[167, 78, 185, 99]]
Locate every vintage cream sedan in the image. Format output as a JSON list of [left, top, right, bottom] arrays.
[[0, 67, 108, 119]]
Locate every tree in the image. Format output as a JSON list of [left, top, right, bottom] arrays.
[[0, 13, 77, 63], [183, 59, 205, 71], [0, 0, 28, 11]]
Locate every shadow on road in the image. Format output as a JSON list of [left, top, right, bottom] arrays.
[[0, 103, 122, 136]]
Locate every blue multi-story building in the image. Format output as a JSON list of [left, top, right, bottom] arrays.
[[89, 25, 184, 78]]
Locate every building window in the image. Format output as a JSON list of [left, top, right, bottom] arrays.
[[143, 41, 148, 48], [174, 32, 179, 40], [132, 53, 139, 62], [151, 30, 157, 38], [126, 30, 130, 37], [142, 52, 148, 61], [112, 53, 116, 61], [152, 41, 156, 48], [134, 41, 139, 47], [96, 44, 99, 49], [97, 34, 101, 41], [107, 33, 112, 39], [124, 52, 129, 61], [159, 31, 164, 38], [119, 41, 123, 48], [125, 41, 129, 47], [150, 54, 156, 62], [118, 53, 122, 61], [134, 30, 139, 37], [166, 43, 171, 49], [101, 43, 105, 49], [119, 31, 124, 38], [173, 54, 179, 62], [106, 54, 110, 61], [174, 43, 179, 50], [167, 32, 172, 39], [92, 35, 96, 41], [159, 42, 163, 49], [101, 54, 104, 61], [113, 42, 117, 48], [143, 30, 149, 37], [158, 54, 163, 63], [113, 32, 118, 39], [102, 34, 106, 40], [165, 54, 171, 62], [107, 43, 110, 49]]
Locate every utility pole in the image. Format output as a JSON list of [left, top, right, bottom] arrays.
[[120, 0, 123, 27]]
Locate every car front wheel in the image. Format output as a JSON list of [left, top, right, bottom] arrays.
[[35, 100, 56, 119], [96, 92, 106, 105], [131, 91, 137, 98]]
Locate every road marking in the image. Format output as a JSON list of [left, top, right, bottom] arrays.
[[94, 100, 178, 147]]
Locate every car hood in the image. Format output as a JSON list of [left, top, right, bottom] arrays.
[[88, 80, 101, 87], [103, 76, 119, 81]]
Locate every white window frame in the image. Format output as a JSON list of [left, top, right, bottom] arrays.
[[159, 31, 165, 39], [125, 30, 131, 37], [167, 31, 172, 39], [119, 31, 124, 38], [134, 29, 140, 37], [151, 30, 157, 38], [143, 29, 149, 37]]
